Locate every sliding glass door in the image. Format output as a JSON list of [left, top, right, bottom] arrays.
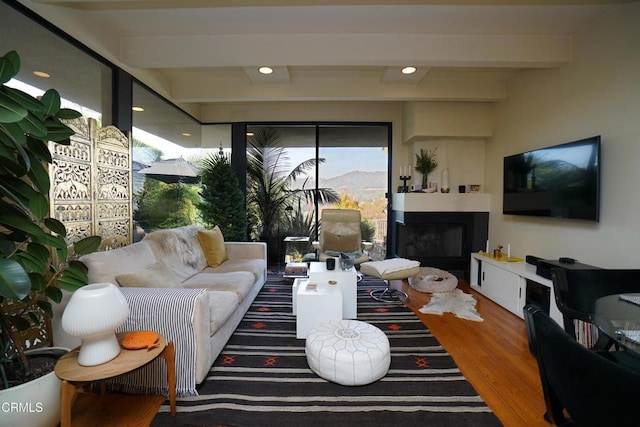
[[246, 123, 389, 264]]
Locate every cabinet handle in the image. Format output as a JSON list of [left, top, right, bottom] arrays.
[[482, 272, 485, 281]]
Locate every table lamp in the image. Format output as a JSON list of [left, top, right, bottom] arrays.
[[62, 283, 130, 366]]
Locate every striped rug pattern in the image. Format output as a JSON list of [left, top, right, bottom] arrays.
[[152, 274, 501, 426]]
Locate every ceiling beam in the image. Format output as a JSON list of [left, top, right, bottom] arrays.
[[32, 0, 636, 11], [120, 33, 571, 69], [170, 73, 507, 103]]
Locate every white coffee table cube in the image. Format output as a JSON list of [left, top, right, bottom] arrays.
[[308, 262, 357, 319], [296, 281, 342, 339]]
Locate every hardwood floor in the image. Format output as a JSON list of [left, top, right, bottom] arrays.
[[70, 279, 548, 426], [399, 279, 548, 426]]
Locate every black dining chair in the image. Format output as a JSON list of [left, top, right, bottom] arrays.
[[524, 304, 640, 426], [550, 268, 640, 350]]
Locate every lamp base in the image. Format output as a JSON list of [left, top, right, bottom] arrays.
[[78, 333, 121, 366]]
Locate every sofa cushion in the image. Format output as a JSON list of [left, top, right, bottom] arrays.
[[204, 259, 266, 281], [197, 226, 228, 267], [207, 291, 239, 334], [116, 261, 183, 288], [182, 271, 255, 300], [80, 241, 157, 285]]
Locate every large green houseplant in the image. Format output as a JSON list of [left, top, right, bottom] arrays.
[[0, 50, 101, 390]]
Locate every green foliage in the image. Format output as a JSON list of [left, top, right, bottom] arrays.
[[198, 152, 247, 241], [0, 50, 101, 389], [134, 179, 200, 231], [414, 147, 438, 186], [246, 128, 339, 251], [360, 217, 376, 243]]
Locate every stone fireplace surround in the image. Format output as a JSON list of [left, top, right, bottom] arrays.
[[391, 194, 490, 280]]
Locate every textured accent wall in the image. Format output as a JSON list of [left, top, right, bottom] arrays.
[[50, 118, 132, 249]]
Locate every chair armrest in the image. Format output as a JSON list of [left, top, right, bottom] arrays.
[[362, 241, 373, 251], [114, 287, 210, 396]]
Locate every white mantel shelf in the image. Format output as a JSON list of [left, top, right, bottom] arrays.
[[392, 193, 490, 212]]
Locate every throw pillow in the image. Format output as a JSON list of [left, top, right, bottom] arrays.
[[198, 226, 228, 267], [116, 262, 183, 288]]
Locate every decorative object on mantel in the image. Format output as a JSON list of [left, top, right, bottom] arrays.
[[440, 168, 450, 193], [399, 166, 411, 193], [468, 184, 482, 193], [414, 147, 438, 188], [419, 289, 484, 322]]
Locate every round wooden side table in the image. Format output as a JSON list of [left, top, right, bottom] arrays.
[[55, 331, 176, 426]]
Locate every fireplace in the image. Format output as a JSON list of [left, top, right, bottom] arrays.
[[390, 211, 488, 279]]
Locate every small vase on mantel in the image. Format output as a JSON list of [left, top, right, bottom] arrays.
[[440, 168, 450, 193]]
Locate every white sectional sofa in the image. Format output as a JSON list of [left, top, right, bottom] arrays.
[[51, 225, 267, 396]]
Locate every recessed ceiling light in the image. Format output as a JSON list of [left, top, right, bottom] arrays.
[[181, 132, 191, 137], [401, 66, 417, 75], [33, 71, 50, 78], [258, 66, 274, 75], [132, 106, 145, 112]]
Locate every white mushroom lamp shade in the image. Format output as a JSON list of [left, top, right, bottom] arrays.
[[62, 283, 130, 366]]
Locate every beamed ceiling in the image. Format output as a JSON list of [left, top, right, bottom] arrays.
[[12, 0, 635, 122]]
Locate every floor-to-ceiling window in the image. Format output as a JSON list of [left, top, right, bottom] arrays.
[[131, 81, 231, 239], [245, 123, 390, 264], [0, 2, 112, 124]]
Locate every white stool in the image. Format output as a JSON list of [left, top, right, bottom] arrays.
[[305, 320, 390, 386]]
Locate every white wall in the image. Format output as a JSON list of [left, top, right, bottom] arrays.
[[409, 138, 485, 192], [486, 2, 640, 268]]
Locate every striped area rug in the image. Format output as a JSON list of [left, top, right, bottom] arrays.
[[152, 274, 501, 426]]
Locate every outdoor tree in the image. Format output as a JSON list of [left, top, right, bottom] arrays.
[[198, 151, 246, 241], [246, 128, 339, 261], [134, 180, 200, 230]]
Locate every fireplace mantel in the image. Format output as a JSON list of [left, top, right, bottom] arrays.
[[392, 193, 490, 213]]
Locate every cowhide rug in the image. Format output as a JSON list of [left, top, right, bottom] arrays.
[[419, 289, 484, 322]]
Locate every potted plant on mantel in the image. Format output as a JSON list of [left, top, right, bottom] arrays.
[[0, 50, 101, 426], [414, 147, 438, 191]]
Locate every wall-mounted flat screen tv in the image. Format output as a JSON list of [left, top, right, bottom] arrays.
[[503, 136, 601, 221]]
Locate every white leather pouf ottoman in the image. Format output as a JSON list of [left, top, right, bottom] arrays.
[[305, 319, 390, 386]]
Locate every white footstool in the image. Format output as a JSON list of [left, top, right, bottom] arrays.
[[305, 320, 390, 386], [360, 258, 421, 302]]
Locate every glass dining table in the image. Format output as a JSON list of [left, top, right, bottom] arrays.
[[593, 293, 640, 357]]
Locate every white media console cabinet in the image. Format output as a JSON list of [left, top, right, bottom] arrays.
[[470, 253, 563, 325]]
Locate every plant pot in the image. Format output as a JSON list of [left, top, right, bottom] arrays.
[[0, 347, 68, 427]]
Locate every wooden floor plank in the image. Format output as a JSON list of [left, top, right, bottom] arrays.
[[399, 279, 548, 427]]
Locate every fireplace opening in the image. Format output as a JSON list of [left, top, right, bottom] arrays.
[[399, 224, 464, 259], [391, 211, 488, 280]]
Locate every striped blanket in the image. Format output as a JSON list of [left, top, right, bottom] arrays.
[[106, 287, 206, 397]]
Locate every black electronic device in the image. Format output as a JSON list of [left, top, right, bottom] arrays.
[[503, 136, 601, 221], [526, 255, 543, 266], [536, 258, 600, 280]]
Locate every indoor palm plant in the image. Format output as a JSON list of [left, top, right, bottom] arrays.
[[0, 50, 101, 392]]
